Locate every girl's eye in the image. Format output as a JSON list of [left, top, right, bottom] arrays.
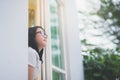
[[36, 30, 47, 37], [40, 31, 44, 35]]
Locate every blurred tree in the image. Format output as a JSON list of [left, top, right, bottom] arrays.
[[83, 47, 120, 80], [77, 1, 120, 79], [97, 0, 120, 46]]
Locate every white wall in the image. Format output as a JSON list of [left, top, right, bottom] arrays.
[[0, 0, 28, 80], [64, 0, 84, 80]]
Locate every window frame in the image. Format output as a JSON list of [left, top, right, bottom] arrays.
[[41, 0, 70, 80]]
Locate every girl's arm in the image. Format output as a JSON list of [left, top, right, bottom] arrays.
[[28, 65, 34, 80]]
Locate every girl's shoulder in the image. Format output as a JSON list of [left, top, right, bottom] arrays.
[[28, 47, 40, 60], [28, 47, 36, 53]]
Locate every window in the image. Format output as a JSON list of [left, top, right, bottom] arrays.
[[28, 0, 41, 27], [49, 0, 67, 80], [52, 70, 65, 80]]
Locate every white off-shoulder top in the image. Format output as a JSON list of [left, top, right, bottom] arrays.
[[28, 47, 41, 79]]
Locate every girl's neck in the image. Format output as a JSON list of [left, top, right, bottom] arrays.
[[38, 46, 42, 52]]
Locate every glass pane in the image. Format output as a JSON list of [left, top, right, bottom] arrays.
[[52, 70, 65, 80], [50, 0, 64, 69], [28, 9, 35, 27]]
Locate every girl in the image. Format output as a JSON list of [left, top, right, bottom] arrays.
[[28, 26, 48, 80]]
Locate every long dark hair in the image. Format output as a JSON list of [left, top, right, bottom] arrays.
[[28, 26, 45, 62]]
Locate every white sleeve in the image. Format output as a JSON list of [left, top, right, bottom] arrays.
[[28, 50, 36, 68]]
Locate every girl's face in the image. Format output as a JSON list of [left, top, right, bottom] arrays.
[[35, 28, 47, 48]]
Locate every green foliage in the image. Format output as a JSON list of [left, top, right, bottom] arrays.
[[83, 47, 120, 80], [97, 0, 120, 46]]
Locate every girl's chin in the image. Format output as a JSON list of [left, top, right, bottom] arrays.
[[41, 43, 47, 48]]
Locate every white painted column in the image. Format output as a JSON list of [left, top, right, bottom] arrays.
[[64, 0, 84, 80], [0, 0, 28, 80]]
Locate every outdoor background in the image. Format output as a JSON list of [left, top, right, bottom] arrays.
[[76, 0, 120, 80]]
